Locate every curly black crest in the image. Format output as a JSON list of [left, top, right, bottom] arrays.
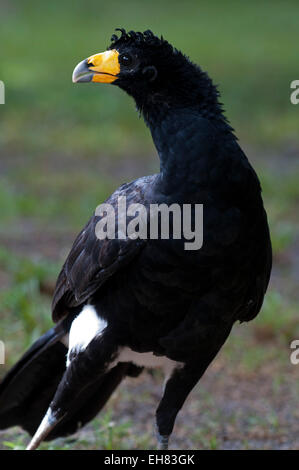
[[109, 28, 173, 52]]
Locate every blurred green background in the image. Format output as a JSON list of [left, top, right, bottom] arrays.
[[0, 0, 298, 450]]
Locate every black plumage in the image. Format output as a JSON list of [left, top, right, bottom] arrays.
[[0, 29, 272, 450]]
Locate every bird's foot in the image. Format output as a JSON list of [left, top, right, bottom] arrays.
[[157, 433, 169, 450]]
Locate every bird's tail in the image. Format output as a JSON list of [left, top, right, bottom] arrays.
[[0, 319, 142, 441], [0, 319, 70, 436]]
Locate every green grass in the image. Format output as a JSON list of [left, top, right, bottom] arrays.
[[258, 169, 299, 254], [221, 288, 299, 374], [0, 247, 59, 363], [0, 167, 116, 232], [1, 410, 150, 450]]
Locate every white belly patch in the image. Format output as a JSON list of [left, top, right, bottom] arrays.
[[117, 347, 182, 378]]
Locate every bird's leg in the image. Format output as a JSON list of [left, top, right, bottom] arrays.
[[155, 365, 201, 450], [155, 316, 233, 449], [155, 351, 224, 451], [158, 435, 169, 450]]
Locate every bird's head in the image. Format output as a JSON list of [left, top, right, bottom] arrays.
[[72, 28, 221, 122]]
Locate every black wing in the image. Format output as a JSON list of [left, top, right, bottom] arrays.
[[52, 176, 154, 322]]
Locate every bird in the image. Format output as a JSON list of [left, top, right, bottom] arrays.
[[0, 28, 272, 450]]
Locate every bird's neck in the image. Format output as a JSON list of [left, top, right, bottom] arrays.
[[132, 68, 236, 197], [136, 67, 226, 127], [147, 106, 235, 197]]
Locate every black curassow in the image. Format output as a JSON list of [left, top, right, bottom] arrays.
[[0, 29, 272, 450]]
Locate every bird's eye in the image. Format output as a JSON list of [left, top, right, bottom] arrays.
[[119, 53, 133, 67]]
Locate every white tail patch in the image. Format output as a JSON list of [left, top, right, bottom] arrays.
[[67, 305, 107, 367], [26, 408, 61, 450]]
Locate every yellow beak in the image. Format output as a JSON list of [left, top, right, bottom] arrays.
[[72, 50, 120, 84]]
